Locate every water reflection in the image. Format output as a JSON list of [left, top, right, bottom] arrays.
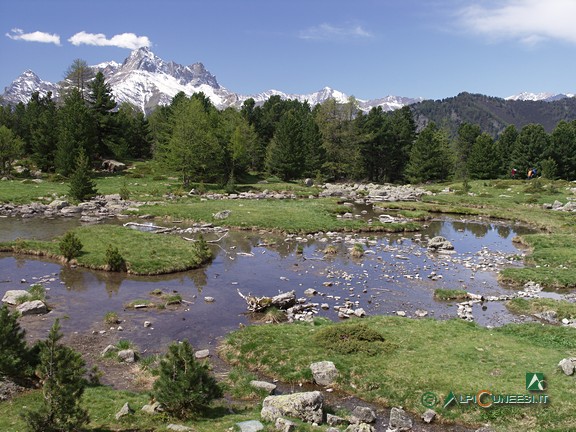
[[0, 215, 538, 352]]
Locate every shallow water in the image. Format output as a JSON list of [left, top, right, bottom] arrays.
[[0, 214, 546, 356]]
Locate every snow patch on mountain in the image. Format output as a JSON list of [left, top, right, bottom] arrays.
[[506, 92, 575, 102], [1, 47, 421, 113]]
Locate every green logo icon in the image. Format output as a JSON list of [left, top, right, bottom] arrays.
[[526, 373, 546, 391], [421, 391, 439, 408], [443, 390, 457, 408]]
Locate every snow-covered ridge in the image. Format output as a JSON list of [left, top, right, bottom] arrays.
[[506, 91, 575, 102], [1, 47, 420, 113]]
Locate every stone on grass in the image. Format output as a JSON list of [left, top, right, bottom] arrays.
[[250, 380, 277, 394], [117, 349, 135, 363], [141, 401, 163, 414], [558, 358, 576, 376], [236, 420, 264, 432], [261, 391, 323, 424], [310, 361, 339, 386], [115, 402, 134, 420], [275, 417, 297, 432], [101, 344, 118, 356]]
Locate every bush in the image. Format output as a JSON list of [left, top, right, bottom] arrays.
[[313, 322, 394, 356], [105, 244, 126, 272], [59, 231, 83, 262], [153, 340, 222, 419], [68, 149, 97, 202], [22, 319, 89, 432], [119, 181, 130, 200], [0, 305, 36, 381]]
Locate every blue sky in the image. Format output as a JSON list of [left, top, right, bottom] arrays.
[[1, 0, 576, 101]]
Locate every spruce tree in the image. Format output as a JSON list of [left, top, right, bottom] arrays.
[[153, 340, 222, 419], [68, 148, 97, 202], [22, 319, 89, 432], [0, 305, 35, 382]]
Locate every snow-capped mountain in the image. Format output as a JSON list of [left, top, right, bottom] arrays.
[[1, 47, 421, 113], [506, 92, 575, 102], [1, 70, 59, 104]]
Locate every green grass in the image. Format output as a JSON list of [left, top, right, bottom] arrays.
[[221, 316, 576, 432], [133, 198, 420, 234], [499, 233, 576, 289], [434, 288, 469, 301], [0, 225, 212, 275], [0, 386, 274, 432], [507, 298, 576, 321]]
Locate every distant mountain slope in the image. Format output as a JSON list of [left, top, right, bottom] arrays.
[[411, 92, 576, 136], [1, 47, 422, 114]]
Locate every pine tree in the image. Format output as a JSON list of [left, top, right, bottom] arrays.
[[0, 125, 23, 176], [405, 122, 452, 183], [0, 305, 36, 382], [22, 319, 89, 432], [153, 340, 222, 419], [68, 148, 97, 202]]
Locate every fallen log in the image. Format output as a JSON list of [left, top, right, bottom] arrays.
[[237, 289, 296, 312]]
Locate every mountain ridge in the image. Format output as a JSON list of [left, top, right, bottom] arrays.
[[1, 47, 574, 116]]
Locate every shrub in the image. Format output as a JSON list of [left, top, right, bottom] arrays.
[[119, 181, 130, 200], [313, 323, 394, 356], [153, 340, 222, 419], [59, 231, 83, 262], [22, 319, 89, 432], [103, 311, 119, 325], [0, 305, 36, 381], [105, 244, 127, 272]]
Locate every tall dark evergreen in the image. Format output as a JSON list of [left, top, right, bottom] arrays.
[[0, 305, 36, 382], [265, 109, 306, 180], [468, 133, 499, 179], [28, 92, 58, 172], [87, 71, 118, 158], [68, 148, 98, 202], [405, 122, 452, 183], [455, 123, 481, 180], [550, 121, 576, 180], [0, 125, 23, 176], [494, 125, 519, 176], [55, 88, 96, 176], [510, 123, 550, 176]]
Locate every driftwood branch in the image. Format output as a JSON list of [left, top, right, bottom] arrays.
[[182, 230, 229, 243], [237, 289, 296, 312]]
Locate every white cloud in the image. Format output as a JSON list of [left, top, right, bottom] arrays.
[[68, 31, 151, 49], [6, 28, 61, 45], [457, 0, 576, 45], [299, 23, 373, 41]]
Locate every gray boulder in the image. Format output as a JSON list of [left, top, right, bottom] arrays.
[[261, 391, 324, 424], [16, 300, 48, 316], [115, 402, 134, 420], [117, 349, 136, 363], [167, 425, 195, 432], [558, 358, 576, 376], [327, 413, 348, 426], [344, 424, 375, 432], [236, 420, 264, 432], [310, 361, 339, 386], [213, 210, 231, 220], [427, 236, 454, 251], [250, 380, 277, 394], [141, 401, 163, 414], [275, 417, 297, 432], [389, 407, 412, 431], [2, 290, 29, 305], [350, 406, 376, 424]]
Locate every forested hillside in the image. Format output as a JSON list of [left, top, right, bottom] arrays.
[[411, 92, 576, 137]]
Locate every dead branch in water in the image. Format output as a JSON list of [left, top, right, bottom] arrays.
[[237, 289, 296, 312]]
